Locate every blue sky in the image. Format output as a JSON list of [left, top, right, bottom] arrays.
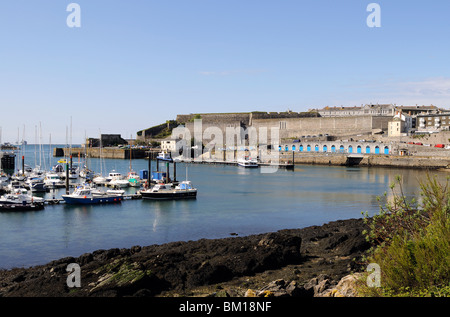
[[1, 0, 449, 144]]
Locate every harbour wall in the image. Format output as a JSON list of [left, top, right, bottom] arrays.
[[280, 152, 450, 169], [52, 147, 450, 170], [53, 147, 154, 159], [251, 116, 391, 141]]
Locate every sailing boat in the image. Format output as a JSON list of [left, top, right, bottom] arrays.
[[127, 145, 141, 187], [92, 132, 109, 185], [79, 132, 94, 180]]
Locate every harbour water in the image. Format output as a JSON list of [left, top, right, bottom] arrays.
[[0, 145, 447, 269]]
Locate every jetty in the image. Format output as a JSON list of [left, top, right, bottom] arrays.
[[53, 147, 158, 160], [184, 160, 294, 169]]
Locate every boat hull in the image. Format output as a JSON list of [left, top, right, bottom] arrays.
[[30, 183, 47, 192], [237, 163, 259, 168], [156, 158, 173, 162], [0, 202, 45, 212], [141, 190, 197, 200], [62, 195, 123, 205]]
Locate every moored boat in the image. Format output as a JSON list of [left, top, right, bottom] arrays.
[[237, 156, 259, 168], [0, 190, 45, 211], [127, 170, 141, 187], [156, 151, 173, 162], [44, 173, 65, 188], [79, 167, 94, 180], [140, 180, 197, 200], [26, 176, 47, 192], [107, 171, 129, 188], [61, 184, 123, 205], [0, 172, 9, 191]]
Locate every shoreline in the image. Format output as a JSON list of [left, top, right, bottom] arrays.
[[284, 153, 450, 170], [0, 218, 370, 297], [53, 146, 450, 170]]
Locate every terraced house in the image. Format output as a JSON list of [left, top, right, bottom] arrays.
[[417, 113, 450, 133]]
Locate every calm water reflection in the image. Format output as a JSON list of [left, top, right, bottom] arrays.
[[0, 150, 448, 268]]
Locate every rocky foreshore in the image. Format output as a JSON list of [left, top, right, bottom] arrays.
[[0, 218, 370, 297]]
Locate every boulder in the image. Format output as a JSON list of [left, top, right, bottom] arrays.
[[320, 273, 363, 297]]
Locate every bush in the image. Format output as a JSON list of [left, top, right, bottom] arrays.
[[360, 174, 450, 297]]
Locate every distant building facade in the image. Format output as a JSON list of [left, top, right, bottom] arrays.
[[417, 113, 450, 133], [315, 104, 444, 118], [161, 138, 178, 152], [315, 104, 396, 117]]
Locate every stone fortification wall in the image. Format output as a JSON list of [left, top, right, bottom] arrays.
[[251, 116, 380, 140], [176, 113, 251, 126], [371, 116, 392, 132], [172, 114, 393, 146], [176, 111, 320, 126], [137, 121, 178, 141], [54, 147, 149, 159], [176, 113, 252, 146], [249, 111, 320, 121]]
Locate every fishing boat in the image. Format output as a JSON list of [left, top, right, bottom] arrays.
[[0, 190, 45, 211], [61, 184, 123, 205], [127, 171, 141, 187], [140, 180, 197, 200], [237, 156, 259, 168], [156, 151, 173, 162]]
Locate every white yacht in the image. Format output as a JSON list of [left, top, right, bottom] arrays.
[[107, 171, 129, 188], [156, 151, 173, 162], [5, 180, 27, 194], [0, 189, 45, 211], [44, 173, 65, 188], [93, 174, 109, 186], [26, 176, 47, 192], [237, 157, 259, 168]]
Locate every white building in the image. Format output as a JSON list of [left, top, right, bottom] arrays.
[[316, 104, 396, 117], [161, 138, 178, 152], [388, 112, 413, 137]]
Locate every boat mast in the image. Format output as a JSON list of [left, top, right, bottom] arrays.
[[34, 125, 37, 169], [49, 134, 52, 170], [39, 122, 43, 171]]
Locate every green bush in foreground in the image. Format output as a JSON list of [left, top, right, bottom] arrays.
[[360, 174, 450, 297]]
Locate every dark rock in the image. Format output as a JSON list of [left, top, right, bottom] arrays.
[[78, 253, 94, 266], [0, 218, 369, 297]]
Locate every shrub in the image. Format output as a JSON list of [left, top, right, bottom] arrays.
[[360, 174, 450, 296]]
